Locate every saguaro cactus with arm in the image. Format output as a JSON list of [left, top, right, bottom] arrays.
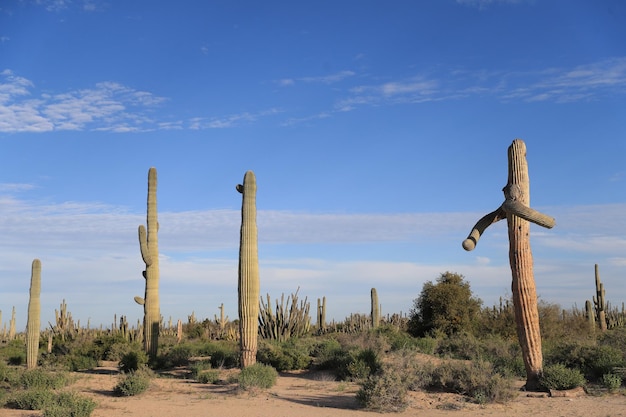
[[134, 167, 160, 359], [27, 259, 41, 369], [462, 139, 555, 391], [237, 170, 260, 368]]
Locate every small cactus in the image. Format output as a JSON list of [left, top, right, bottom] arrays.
[[26, 259, 42, 369], [237, 170, 260, 367], [593, 264, 607, 332], [371, 288, 380, 328]]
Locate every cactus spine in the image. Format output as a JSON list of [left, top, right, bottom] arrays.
[[236, 170, 260, 368], [371, 288, 380, 328], [134, 167, 160, 358], [26, 259, 41, 369]]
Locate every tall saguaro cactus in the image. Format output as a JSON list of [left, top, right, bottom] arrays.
[[27, 259, 42, 369], [593, 264, 607, 332], [462, 139, 555, 390], [371, 288, 380, 328], [237, 170, 260, 368], [134, 167, 160, 359]]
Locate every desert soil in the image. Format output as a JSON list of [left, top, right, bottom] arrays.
[[4, 362, 626, 417]]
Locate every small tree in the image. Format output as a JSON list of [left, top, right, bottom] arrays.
[[408, 272, 482, 337]]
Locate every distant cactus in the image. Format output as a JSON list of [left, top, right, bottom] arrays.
[[9, 306, 16, 340], [593, 264, 607, 332], [371, 288, 380, 328], [237, 170, 260, 367], [585, 300, 595, 333], [134, 167, 160, 358], [26, 259, 42, 369], [259, 289, 311, 341], [317, 297, 326, 332]]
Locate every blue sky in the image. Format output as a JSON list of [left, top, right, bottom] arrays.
[[1, 0, 625, 331]]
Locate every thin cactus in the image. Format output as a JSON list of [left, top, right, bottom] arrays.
[[237, 170, 260, 367], [9, 306, 16, 340], [26, 259, 42, 369], [585, 300, 596, 333], [593, 264, 607, 332], [462, 139, 555, 391], [134, 167, 160, 358], [371, 288, 380, 328], [317, 296, 326, 332]]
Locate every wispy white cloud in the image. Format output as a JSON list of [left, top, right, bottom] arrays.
[[0, 189, 624, 329], [189, 108, 282, 129], [0, 71, 167, 133], [275, 70, 356, 87]]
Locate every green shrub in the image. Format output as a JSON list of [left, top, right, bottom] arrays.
[[357, 369, 408, 413], [165, 344, 194, 367], [544, 342, 624, 382], [66, 354, 99, 372], [43, 391, 97, 417], [197, 370, 220, 384], [238, 363, 278, 390], [602, 373, 622, 392], [209, 345, 239, 369], [257, 339, 311, 372], [20, 368, 69, 390], [435, 332, 482, 360], [428, 360, 516, 404], [414, 337, 438, 355], [189, 360, 213, 379], [113, 367, 153, 396], [119, 350, 148, 373], [540, 363, 586, 390], [7, 389, 56, 410]]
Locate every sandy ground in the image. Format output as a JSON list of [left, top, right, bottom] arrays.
[[4, 362, 626, 417]]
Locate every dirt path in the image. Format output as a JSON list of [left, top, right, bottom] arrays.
[[4, 364, 626, 417]]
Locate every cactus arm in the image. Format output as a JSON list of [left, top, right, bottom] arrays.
[[138, 225, 153, 266], [462, 207, 506, 251]]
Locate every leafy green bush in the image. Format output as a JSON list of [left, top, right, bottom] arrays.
[[20, 368, 70, 390], [257, 339, 311, 371], [189, 360, 213, 379], [113, 367, 153, 396], [119, 350, 149, 373], [66, 354, 99, 372], [197, 370, 220, 384], [43, 391, 97, 417], [601, 373, 622, 392], [428, 360, 516, 404], [208, 344, 239, 369], [539, 363, 586, 390], [6, 389, 56, 410], [357, 369, 408, 413], [238, 363, 278, 390], [544, 342, 624, 382], [164, 344, 194, 367]]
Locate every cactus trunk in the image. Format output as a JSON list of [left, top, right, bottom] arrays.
[[237, 170, 260, 368], [135, 167, 160, 359], [26, 259, 41, 369], [594, 264, 607, 332], [505, 140, 543, 390], [463, 139, 554, 391], [371, 288, 380, 328]]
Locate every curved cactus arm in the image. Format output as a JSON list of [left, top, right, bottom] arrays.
[[134, 296, 145, 305], [462, 207, 506, 251], [138, 225, 153, 266], [502, 183, 555, 229]]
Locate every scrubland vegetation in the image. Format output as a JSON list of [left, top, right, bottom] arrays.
[[1, 272, 625, 415]]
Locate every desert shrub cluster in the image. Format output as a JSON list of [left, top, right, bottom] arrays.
[[1, 270, 626, 414]]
